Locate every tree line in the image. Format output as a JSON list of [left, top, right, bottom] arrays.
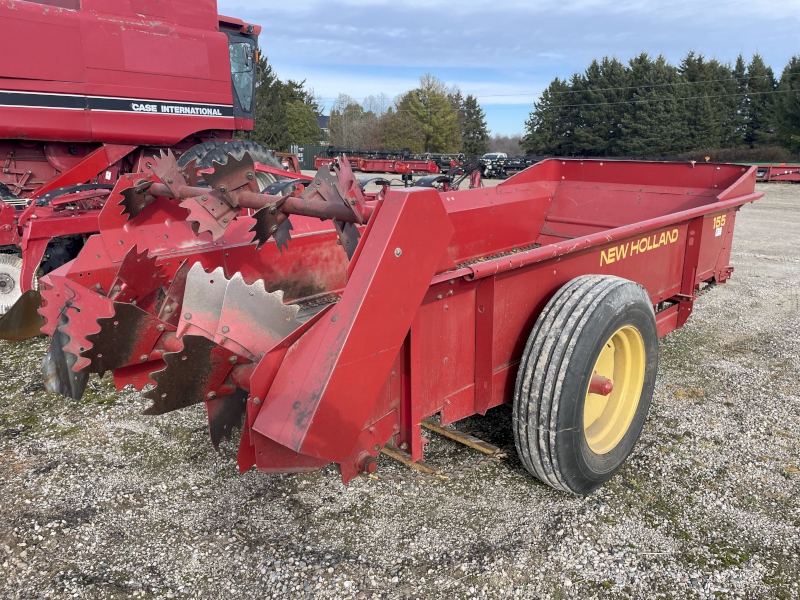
[[241, 56, 492, 156], [523, 52, 800, 159], [326, 74, 490, 155]]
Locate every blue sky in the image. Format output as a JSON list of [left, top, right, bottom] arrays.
[[218, 0, 799, 136]]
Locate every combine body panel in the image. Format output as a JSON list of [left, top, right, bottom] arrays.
[[26, 155, 762, 492], [0, 0, 258, 146]]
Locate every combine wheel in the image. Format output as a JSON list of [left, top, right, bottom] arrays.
[[178, 140, 283, 191], [0, 254, 23, 315], [513, 275, 658, 494]]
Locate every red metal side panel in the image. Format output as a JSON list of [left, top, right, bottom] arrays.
[[442, 183, 551, 265], [0, 6, 85, 83], [252, 188, 454, 462], [0, 108, 92, 142], [696, 210, 737, 282], [89, 113, 235, 146], [416, 286, 477, 420], [413, 222, 690, 416], [541, 182, 715, 241], [81, 0, 220, 31]]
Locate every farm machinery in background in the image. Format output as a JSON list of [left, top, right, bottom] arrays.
[[314, 147, 490, 189], [0, 0, 304, 337], [755, 164, 800, 183], [314, 147, 444, 175], [5, 142, 762, 493]]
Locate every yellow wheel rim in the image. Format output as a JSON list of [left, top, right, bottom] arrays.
[[583, 325, 646, 455]]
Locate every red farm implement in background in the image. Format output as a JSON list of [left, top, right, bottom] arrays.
[[756, 164, 800, 183], [0, 0, 303, 335], [12, 151, 761, 494], [314, 151, 440, 175]]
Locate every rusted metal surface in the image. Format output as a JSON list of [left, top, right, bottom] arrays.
[[81, 302, 176, 374], [143, 335, 243, 415], [206, 388, 249, 450], [42, 315, 89, 400], [421, 420, 501, 456]]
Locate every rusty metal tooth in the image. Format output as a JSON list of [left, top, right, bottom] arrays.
[[149, 149, 186, 197], [118, 179, 155, 221], [180, 157, 203, 187], [179, 196, 237, 241], [142, 334, 239, 415], [205, 388, 248, 450], [42, 313, 89, 400], [81, 302, 173, 374], [202, 151, 256, 206]]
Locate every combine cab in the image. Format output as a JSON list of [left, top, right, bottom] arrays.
[[25, 150, 762, 493]]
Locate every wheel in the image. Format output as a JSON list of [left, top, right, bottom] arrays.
[[0, 254, 23, 315], [513, 275, 658, 494], [40, 235, 84, 275], [177, 140, 282, 191]]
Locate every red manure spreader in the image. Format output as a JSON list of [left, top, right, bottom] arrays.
[[7, 147, 761, 493], [0, 0, 290, 337]]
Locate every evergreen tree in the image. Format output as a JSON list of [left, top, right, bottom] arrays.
[[244, 51, 290, 150], [570, 58, 631, 156], [730, 55, 748, 146], [460, 95, 490, 156], [774, 56, 800, 153], [743, 55, 777, 148], [522, 78, 572, 155], [678, 52, 724, 151], [242, 53, 321, 150], [619, 54, 686, 156]]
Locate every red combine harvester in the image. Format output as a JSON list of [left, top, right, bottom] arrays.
[[0, 0, 293, 337], [11, 149, 761, 494]]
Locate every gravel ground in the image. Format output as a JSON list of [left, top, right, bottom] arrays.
[[1, 182, 798, 600]]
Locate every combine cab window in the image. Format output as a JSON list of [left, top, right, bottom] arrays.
[[229, 39, 255, 114]]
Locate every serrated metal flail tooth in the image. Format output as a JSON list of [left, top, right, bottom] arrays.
[[142, 334, 239, 415], [215, 271, 302, 359], [42, 313, 89, 400], [149, 149, 186, 197], [181, 157, 202, 187], [203, 152, 255, 205], [118, 180, 155, 221], [178, 263, 228, 339], [249, 208, 293, 252], [179, 197, 230, 240]]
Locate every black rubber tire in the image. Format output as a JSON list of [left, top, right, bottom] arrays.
[[40, 235, 84, 275], [177, 140, 282, 191], [177, 140, 281, 171], [512, 275, 658, 494]]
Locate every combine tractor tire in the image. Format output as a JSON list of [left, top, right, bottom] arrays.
[[513, 275, 658, 494], [0, 254, 23, 315], [40, 236, 84, 275], [178, 140, 282, 191]]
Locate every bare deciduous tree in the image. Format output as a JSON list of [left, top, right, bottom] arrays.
[[489, 134, 524, 156]]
